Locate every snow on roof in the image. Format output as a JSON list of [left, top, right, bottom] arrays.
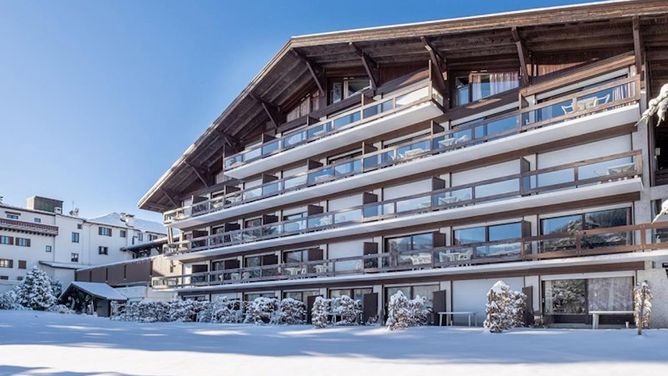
[[64, 281, 128, 301], [39, 261, 87, 270], [87, 212, 166, 234]]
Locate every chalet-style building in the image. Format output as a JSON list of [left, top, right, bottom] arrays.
[[125, 1, 668, 326]]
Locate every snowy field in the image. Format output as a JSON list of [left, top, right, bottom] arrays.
[[1, 311, 667, 376]]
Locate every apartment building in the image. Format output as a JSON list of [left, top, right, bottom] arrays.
[[136, 1, 668, 327], [0, 196, 166, 292]]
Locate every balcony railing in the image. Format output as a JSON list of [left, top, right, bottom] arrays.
[[0, 218, 59, 236], [164, 150, 642, 256], [164, 74, 640, 225], [223, 80, 442, 172], [151, 221, 668, 289]]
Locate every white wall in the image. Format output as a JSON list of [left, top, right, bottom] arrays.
[[537, 135, 631, 168], [384, 179, 433, 200]]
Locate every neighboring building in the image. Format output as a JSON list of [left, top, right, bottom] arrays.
[[0, 196, 166, 292], [137, 1, 668, 327]]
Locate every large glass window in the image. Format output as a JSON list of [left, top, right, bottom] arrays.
[[386, 233, 434, 266], [540, 208, 631, 252], [283, 290, 319, 302], [587, 277, 633, 311], [454, 72, 519, 106], [453, 222, 523, 258], [283, 249, 308, 264], [544, 279, 587, 315]]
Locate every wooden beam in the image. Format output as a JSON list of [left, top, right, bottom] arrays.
[[214, 127, 239, 149], [511, 27, 530, 86], [184, 160, 210, 187], [249, 93, 285, 129], [421, 36, 448, 106], [291, 49, 326, 95], [633, 16, 644, 76], [349, 42, 379, 90], [159, 188, 179, 207]]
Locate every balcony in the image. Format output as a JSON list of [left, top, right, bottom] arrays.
[[0, 218, 59, 236], [165, 151, 643, 259], [151, 221, 668, 290], [222, 80, 445, 180], [164, 75, 640, 228]]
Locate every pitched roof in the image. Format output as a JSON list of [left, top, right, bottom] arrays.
[[62, 281, 128, 301], [87, 212, 166, 234], [138, 0, 668, 212]]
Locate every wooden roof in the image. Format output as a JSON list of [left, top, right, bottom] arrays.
[[139, 0, 668, 212]]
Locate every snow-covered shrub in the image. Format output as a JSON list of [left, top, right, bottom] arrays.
[[311, 297, 330, 328], [333, 295, 361, 325], [48, 304, 74, 314], [246, 297, 279, 325], [114, 300, 173, 322], [0, 288, 21, 310], [274, 298, 306, 325], [197, 297, 244, 324], [386, 291, 411, 330], [169, 299, 205, 322], [484, 281, 513, 333], [16, 267, 57, 310], [50, 278, 63, 299], [409, 295, 432, 326], [634, 280, 653, 335], [510, 290, 527, 328]]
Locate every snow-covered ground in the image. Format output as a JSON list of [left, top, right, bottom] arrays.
[[1, 311, 667, 376]]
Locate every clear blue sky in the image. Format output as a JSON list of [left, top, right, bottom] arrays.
[[0, 0, 603, 222]]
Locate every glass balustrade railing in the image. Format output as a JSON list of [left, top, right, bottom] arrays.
[[223, 83, 439, 171], [163, 75, 639, 225], [164, 150, 641, 255], [152, 219, 663, 289]]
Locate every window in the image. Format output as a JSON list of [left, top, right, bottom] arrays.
[[286, 91, 321, 122], [15, 238, 30, 247], [454, 72, 519, 105], [98, 246, 108, 255], [0, 236, 13, 245], [244, 292, 275, 301], [0, 259, 13, 268], [98, 226, 112, 236], [385, 284, 439, 307], [71, 253, 79, 262], [329, 288, 372, 300], [328, 77, 370, 104], [45, 245, 52, 253], [137, 232, 143, 242], [283, 249, 308, 264], [18, 260, 26, 269], [540, 208, 631, 251], [120, 230, 127, 238], [0, 276, 8, 280], [148, 234, 158, 241], [77, 223, 82, 230], [244, 217, 263, 228], [283, 290, 320, 302], [71, 232, 80, 243], [386, 233, 434, 266], [283, 212, 305, 221], [16, 276, 23, 281], [6, 213, 19, 220], [34, 218, 41, 223]]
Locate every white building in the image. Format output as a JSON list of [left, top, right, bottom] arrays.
[[0, 196, 166, 292]]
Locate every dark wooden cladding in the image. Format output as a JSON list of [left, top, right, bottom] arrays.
[[138, 2, 668, 212]]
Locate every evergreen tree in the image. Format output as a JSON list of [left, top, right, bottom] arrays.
[[484, 281, 513, 333], [16, 267, 56, 310], [311, 297, 330, 328], [634, 280, 653, 335], [274, 298, 306, 325], [386, 291, 411, 330]]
